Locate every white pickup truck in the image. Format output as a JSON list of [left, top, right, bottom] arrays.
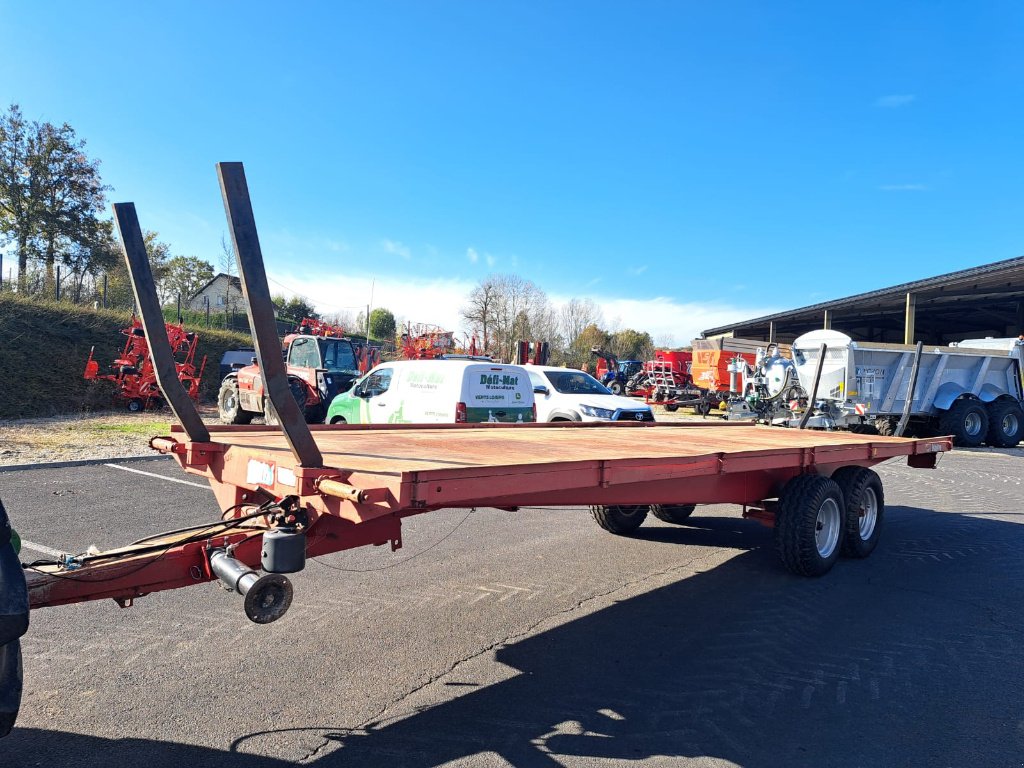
[[524, 365, 655, 422]]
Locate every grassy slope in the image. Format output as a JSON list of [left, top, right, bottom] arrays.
[[0, 294, 252, 419]]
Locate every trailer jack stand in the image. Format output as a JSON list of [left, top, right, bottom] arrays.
[[209, 550, 293, 624]]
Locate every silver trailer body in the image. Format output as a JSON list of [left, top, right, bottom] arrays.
[[789, 330, 1024, 446]]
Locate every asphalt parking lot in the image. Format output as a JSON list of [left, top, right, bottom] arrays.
[[1, 448, 1023, 767]]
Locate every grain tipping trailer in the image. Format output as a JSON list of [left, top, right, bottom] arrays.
[[0, 163, 951, 737]]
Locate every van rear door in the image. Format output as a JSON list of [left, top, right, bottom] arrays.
[[464, 365, 535, 422]]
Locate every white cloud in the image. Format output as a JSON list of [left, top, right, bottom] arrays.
[[550, 293, 780, 344], [879, 183, 929, 191], [467, 247, 479, 264], [628, 265, 649, 275], [382, 239, 412, 260], [875, 94, 915, 108], [486, 253, 496, 267], [268, 270, 780, 350]]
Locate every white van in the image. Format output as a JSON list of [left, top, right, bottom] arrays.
[[325, 359, 536, 424]]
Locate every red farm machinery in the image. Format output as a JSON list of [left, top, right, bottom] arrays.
[[218, 317, 377, 426], [0, 162, 953, 738], [84, 317, 206, 411]]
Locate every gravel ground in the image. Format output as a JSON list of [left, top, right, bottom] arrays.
[[0, 406, 218, 466]]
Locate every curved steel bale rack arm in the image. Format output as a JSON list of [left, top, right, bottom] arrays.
[[24, 162, 952, 616]]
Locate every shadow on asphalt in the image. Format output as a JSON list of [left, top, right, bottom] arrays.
[[7, 505, 1024, 767]]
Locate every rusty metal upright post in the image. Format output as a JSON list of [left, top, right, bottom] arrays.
[[216, 162, 323, 468], [113, 203, 211, 443]]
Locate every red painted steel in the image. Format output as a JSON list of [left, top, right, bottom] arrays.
[[25, 422, 950, 611]]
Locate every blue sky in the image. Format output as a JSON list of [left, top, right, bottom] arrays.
[[2, 1, 1022, 342]]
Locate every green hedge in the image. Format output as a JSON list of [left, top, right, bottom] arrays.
[[0, 294, 252, 419]]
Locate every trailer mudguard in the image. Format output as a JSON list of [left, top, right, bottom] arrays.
[[933, 383, 970, 411], [0, 499, 29, 738]]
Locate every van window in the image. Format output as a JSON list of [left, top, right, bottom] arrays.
[[361, 368, 393, 397]]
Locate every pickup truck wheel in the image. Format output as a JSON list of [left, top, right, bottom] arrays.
[[590, 504, 648, 535], [774, 475, 844, 577], [831, 467, 884, 558], [985, 400, 1024, 448], [651, 504, 696, 524], [938, 399, 988, 447], [218, 379, 254, 425]]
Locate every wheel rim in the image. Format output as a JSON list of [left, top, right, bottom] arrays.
[[1001, 412, 1020, 437], [815, 498, 841, 558], [858, 487, 878, 540], [964, 411, 982, 436]]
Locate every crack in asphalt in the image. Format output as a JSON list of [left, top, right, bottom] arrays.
[[296, 545, 733, 764]]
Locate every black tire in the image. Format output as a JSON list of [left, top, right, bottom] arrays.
[[329, 415, 347, 425], [985, 400, 1024, 448], [264, 377, 308, 426], [874, 418, 897, 437], [774, 474, 845, 577], [651, 504, 696, 524], [218, 378, 254, 425], [831, 467, 884, 558], [127, 398, 144, 413], [938, 399, 989, 447], [608, 380, 624, 396], [590, 504, 648, 535], [664, 403, 679, 413], [0, 639, 22, 738]]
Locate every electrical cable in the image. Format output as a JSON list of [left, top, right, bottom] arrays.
[[312, 509, 475, 572]]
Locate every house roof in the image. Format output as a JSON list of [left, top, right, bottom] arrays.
[[189, 273, 242, 301]]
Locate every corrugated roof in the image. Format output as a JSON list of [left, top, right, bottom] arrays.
[[702, 255, 1024, 337]]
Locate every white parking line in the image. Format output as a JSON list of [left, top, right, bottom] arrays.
[[104, 463, 211, 490], [20, 540, 65, 558]]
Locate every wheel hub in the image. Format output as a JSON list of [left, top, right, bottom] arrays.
[[815, 498, 841, 558]]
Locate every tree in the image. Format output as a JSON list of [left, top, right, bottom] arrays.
[[462, 273, 557, 361], [33, 120, 108, 293], [272, 294, 319, 324], [610, 329, 654, 361], [566, 323, 611, 371], [368, 307, 396, 342], [163, 255, 214, 305], [0, 105, 109, 295], [559, 298, 604, 353], [218, 233, 237, 276], [0, 104, 44, 290]]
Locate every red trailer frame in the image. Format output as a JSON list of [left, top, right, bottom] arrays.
[[0, 161, 953, 738]]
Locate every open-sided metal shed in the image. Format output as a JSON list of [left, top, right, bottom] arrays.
[[702, 256, 1024, 345]]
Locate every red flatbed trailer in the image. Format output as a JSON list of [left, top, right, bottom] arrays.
[[0, 163, 952, 737]]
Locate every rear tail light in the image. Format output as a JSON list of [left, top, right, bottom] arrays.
[[455, 402, 467, 423]]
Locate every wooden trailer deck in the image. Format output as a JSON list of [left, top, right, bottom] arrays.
[[161, 422, 951, 519]]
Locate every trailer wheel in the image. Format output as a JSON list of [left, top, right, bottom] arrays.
[[874, 418, 897, 437], [127, 398, 144, 413], [774, 475, 845, 577], [664, 403, 679, 412], [590, 504, 648, 535], [651, 504, 696, 524], [831, 467, 884, 558], [218, 378, 254, 425], [985, 400, 1024, 448], [938, 399, 988, 447]]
